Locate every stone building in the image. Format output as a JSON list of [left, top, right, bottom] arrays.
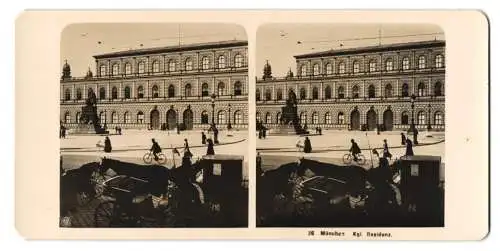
[[256, 40, 445, 131], [60, 40, 248, 130]]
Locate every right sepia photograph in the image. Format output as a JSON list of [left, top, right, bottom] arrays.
[[255, 24, 445, 228]]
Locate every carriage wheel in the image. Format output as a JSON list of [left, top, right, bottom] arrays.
[[94, 201, 116, 227]]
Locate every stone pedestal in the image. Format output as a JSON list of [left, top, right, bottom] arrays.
[[269, 124, 298, 135], [72, 123, 108, 135]]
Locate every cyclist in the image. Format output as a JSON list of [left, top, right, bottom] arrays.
[[150, 138, 162, 161], [349, 139, 361, 161]]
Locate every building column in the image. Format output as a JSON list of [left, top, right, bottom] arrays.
[[396, 79, 400, 97], [320, 82, 324, 100], [83, 84, 87, 99], [212, 77, 216, 95], [379, 79, 383, 98], [272, 85, 276, 100], [119, 82, 123, 98], [345, 81, 350, 98], [132, 82, 136, 98], [308, 82, 311, 99]]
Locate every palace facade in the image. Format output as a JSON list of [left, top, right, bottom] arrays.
[[256, 40, 445, 131], [60, 40, 248, 130]]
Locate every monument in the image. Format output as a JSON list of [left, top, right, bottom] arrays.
[[270, 89, 308, 135], [72, 88, 108, 134]]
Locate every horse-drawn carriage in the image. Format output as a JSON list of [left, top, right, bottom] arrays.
[[61, 154, 247, 228], [257, 156, 443, 227]]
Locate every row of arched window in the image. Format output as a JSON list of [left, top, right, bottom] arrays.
[[99, 54, 245, 76], [256, 82, 443, 101], [63, 81, 244, 101], [64, 110, 245, 125], [256, 111, 444, 125], [300, 54, 444, 76]]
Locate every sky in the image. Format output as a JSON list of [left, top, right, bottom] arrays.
[[60, 23, 247, 77], [256, 24, 444, 77]]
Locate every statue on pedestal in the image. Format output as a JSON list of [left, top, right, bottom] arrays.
[[75, 89, 106, 134]]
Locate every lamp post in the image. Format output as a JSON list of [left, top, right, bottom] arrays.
[[408, 94, 416, 134], [211, 93, 216, 125], [427, 103, 432, 130], [227, 103, 232, 130]]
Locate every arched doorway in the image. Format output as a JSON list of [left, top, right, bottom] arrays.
[[383, 109, 394, 131], [366, 109, 377, 130], [166, 109, 177, 130], [350, 110, 360, 130], [150, 109, 160, 129], [183, 109, 193, 130]]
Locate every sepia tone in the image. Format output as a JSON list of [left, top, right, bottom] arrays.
[[256, 24, 446, 228], [59, 23, 249, 228]]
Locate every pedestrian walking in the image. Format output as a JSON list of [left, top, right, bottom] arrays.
[[262, 126, 267, 139], [256, 152, 263, 177], [213, 126, 219, 144], [206, 138, 215, 155], [413, 128, 419, 145], [61, 126, 66, 138], [104, 136, 112, 153], [401, 133, 406, 145], [183, 138, 192, 158], [383, 139, 392, 159], [304, 136, 312, 153], [405, 138, 414, 156], [201, 132, 207, 145]]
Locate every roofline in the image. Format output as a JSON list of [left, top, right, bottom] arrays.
[[294, 40, 446, 59], [93, 40, 248, 59]]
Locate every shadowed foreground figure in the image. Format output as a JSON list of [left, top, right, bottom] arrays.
[[257, 158, 410, 227]]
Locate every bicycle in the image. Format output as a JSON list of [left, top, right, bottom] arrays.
[[342, 152, 366, 165], [143, 151, 167, 164]]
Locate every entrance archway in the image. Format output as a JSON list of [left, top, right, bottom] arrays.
[[350, 110, 360, 130], [383, 109, 394, 131], [183, 109, 194, 130], [150, 109, 160, 129], [166, 109, 177, 130], [366, 109, 377, 130]]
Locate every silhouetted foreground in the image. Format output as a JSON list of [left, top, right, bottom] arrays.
[[257, 157, 444, 227], [61, 156, 248, 228]]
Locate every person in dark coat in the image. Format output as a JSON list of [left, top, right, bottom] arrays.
[[350, 139, 362, 161], [150, 138, 162, 161], [61, 126, 66, 139], [405, 138, 414, 156], [183, 138, 192, 158], [413, 128, 419, 145], [303, 136, 312, 153], [213, 127, 219, 144], [206, 139, 215, 155], [201, 132, 207, 145], [262, 127, 267, 139], [401, 133, 406, 145], [256, 152, 263, 177], [258, 128, 262, 139], [382, 139, 392, 159], [104, 136, 112, 153]]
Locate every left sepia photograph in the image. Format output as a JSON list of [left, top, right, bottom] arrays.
[[59, 23, 249, 228]]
